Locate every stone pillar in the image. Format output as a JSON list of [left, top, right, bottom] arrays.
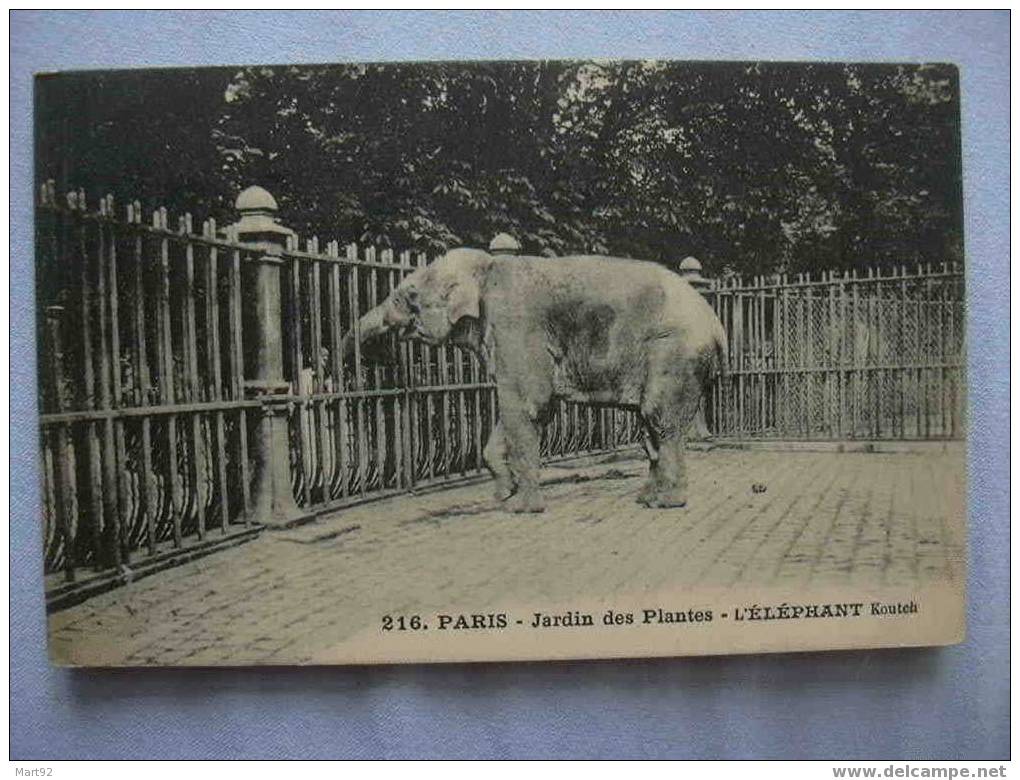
[[231, 186, 315, 528], [678, 255, 711, 294], [489, 233, 521, 256], [677, 256, 714, 440]]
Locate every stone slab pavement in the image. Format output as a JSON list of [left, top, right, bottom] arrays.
[[48, 444, 966, 666]]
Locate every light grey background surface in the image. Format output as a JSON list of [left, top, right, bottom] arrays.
[[10, 11, 1009, 759]]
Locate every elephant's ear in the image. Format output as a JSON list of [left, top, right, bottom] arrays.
[[446, 277, 480, 324]]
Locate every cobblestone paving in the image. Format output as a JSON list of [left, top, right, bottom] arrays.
[[48, 445, 966, 666]]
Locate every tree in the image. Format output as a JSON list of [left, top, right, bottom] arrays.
[[37, 60, 962, 278], [35, 67, 236, 218]]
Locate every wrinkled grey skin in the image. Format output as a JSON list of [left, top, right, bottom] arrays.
[[341, 248, 727, 513]]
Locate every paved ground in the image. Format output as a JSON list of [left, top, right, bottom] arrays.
[[49, 444, 966, 666]]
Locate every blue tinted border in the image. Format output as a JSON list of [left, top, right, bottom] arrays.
[[10, 11, 1009, 759]]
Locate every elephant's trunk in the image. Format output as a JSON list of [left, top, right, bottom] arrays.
[[340, 301, 392, 361]]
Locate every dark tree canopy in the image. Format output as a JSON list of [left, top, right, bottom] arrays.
[[36, 60, 962, 277]]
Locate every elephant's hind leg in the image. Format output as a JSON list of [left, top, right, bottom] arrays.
[[638, 409, 696, 508], [646, 431, 692, 508], [638, 359, 703, 509], [483, 421, 515, 501]]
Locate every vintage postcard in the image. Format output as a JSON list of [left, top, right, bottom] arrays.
[[35, 60, 965, 666]]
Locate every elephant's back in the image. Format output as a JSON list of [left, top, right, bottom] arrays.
[[509, 254, 684, 301], [554, 255, 723, 356], [513, 254, 717, 347], [492, 254, 722, 403], [528, 254, 712, 314]]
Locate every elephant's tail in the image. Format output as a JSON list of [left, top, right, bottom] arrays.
[[713, 325, 729, 380]]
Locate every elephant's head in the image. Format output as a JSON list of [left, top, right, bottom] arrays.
[[341, 247, 491, 361]]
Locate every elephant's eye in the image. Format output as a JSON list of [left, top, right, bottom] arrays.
[[400, 289, 421, 314]]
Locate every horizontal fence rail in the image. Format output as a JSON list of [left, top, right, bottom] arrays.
[[35, 184, 644, 603], [705, 266, 966, 441]]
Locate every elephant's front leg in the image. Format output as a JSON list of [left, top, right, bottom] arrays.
[[636, 426, 661, 505], [482, 421, 514, 501], [498, 389, 546, 513]]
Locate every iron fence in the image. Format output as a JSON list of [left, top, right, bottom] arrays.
[[281, 241, 639, 513], [34, 183, 965, 607], [706, 266, 966, 440], [35, 184, 643, 606]]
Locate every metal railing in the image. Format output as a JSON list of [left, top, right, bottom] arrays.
[[35, 183, 644, 606], [35, 182, 965, 606], [706, 266, 966, 440]]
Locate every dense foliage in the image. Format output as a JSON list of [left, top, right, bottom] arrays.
[[37, 60, 961, 276]]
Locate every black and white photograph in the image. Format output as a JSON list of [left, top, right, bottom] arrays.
[[35, 59, 966, 666]]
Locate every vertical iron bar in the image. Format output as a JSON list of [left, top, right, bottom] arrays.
[[75, 194, 106, 569], [46, 306, 77, 581], [229, 240, 251, 522], [96, 198, 124, 566], [155, 207, 183, 547], [205, 219, 231, 532], [129, 202, 157, 554], [181, 214, 206, 539]]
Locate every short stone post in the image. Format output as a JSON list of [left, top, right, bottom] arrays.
[[489, 233, 521, 256], [231, 186, 315, 528], [678, 255, 711, 294], [678, 256, 714, 440]]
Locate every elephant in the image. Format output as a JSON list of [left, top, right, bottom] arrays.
[[341, 248, 727, 513]]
